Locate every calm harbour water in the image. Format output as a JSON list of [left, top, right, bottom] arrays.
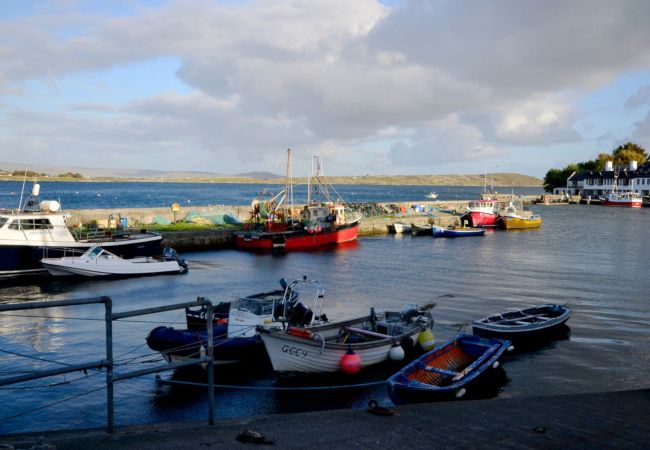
[[1, 184, 649, 434], [0, 180, 543, 209]]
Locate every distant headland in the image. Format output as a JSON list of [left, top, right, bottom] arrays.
[[0, 164, 542, 187]]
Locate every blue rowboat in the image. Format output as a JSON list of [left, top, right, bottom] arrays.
[[472, 304, 571, 345], [431, 224, 486, 237], [387, 334, 511, 404]]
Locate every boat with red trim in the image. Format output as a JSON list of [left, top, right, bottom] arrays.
[[601, 191, 642, 207], [257, 303, 435, 375], [460, 172, 503, 228], [461, 196, 502, 228], [600, 170, 643, 207], [234, 150, 361, 251]]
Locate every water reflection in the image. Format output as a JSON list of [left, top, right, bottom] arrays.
[[1, 205, 650, 433]]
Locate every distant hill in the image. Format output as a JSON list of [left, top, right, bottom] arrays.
[[0, 163, 282, 181], [0, 162, 542, 186], [234, 171, 284, 180], [319, 173, 543, 187]]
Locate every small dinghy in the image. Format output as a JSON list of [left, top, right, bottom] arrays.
[[40, 245, 187, 277], [387, 334, 512, 404], [431, 224, 486, 237], [472, 304, 571, 344], [410, 223, 433, 236]]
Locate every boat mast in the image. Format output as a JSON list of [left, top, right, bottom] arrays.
[[483, 169, 487, 193], [310, 155, 330, 205], [284, 148, 293, 218]]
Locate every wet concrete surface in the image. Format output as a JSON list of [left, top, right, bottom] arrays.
[[3, 389, 648, 449]]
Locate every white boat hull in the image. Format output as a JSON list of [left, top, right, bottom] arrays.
[[41, 256, 184, 277], [259, 332, 418, 373], [258, 310, 431, 374]]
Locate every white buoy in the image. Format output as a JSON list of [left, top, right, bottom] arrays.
[[389, 345, 405, 361], [456, 388, 467, 398], [39, 200, 60, 212]]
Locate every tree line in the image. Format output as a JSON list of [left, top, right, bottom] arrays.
[[543, 142, 649, 192], [2, 170, 85, 179]]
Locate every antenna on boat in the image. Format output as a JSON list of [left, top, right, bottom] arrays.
[[18, 169, 28, 211], [284, 148, 293, 218]]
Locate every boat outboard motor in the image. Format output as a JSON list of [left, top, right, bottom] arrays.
[[287, 302, 313, 326], [163, 247, 187, 268], [400, 303, 421, 320]]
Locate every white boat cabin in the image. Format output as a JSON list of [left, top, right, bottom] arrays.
[[303, 203, 347, 228], [0, 210, 77, 243]]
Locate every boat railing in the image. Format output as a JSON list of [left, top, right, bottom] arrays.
[[41, 246, 87, 258], [274, 277, 325, 327], [0, 296, 217, 433]]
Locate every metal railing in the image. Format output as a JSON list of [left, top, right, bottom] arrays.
[[0, 296, 216, 433]]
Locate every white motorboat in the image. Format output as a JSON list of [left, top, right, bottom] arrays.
[[392, 222, 412, 234], [147, 277, 327, 365], [426, 192, 438, 200], [0, 182, 162, 277], [41, 245, 187, 277]]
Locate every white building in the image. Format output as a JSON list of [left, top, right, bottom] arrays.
[[565, 161, 650, 198]]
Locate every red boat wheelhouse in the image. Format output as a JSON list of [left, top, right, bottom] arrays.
[[461, 198, 502, 228]]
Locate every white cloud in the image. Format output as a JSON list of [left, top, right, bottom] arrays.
[[1, 0, 650, 176], [388, 115, 503, 170], [494, 98, 579, 144]]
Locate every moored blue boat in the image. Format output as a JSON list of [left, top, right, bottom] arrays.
[[387, 334, 511, 404], [431, 224, 486, 237], [146, 323, 263, 365], [472, 304, 571, 345]]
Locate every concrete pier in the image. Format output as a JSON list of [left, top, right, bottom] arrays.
[[63, 195, 541, 252], [2, 389, 648, 449]]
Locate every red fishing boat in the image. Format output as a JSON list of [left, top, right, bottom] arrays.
[[234, 150, 362, 251], [461, 197, 502, 228], [600, 171, 643, 207], [460, 172, 503, 228], [601, 191, 642, 207]]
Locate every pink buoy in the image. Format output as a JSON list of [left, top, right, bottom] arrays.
[[340, 348, 362, 374]]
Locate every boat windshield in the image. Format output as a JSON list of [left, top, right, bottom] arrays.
[[85, 246, 117, 259]]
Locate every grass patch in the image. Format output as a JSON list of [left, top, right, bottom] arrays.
[[146, 222, 239, 232]]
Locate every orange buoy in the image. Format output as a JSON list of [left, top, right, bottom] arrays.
[[340, 348, 362, 374]]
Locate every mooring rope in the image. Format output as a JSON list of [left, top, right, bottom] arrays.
[[154, 375, 388, 391]]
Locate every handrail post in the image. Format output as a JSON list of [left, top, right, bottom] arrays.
[[104, 296, 114, 433], [206, 301, 215, 425]]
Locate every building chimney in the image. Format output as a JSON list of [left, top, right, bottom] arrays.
[[605, 161, 613, 171], [630, 160, 638, 171]]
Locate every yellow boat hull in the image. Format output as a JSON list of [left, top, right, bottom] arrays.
[[501, 215, 542, 229]]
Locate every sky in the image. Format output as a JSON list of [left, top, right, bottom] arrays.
[[2, 0, 650, 178]]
